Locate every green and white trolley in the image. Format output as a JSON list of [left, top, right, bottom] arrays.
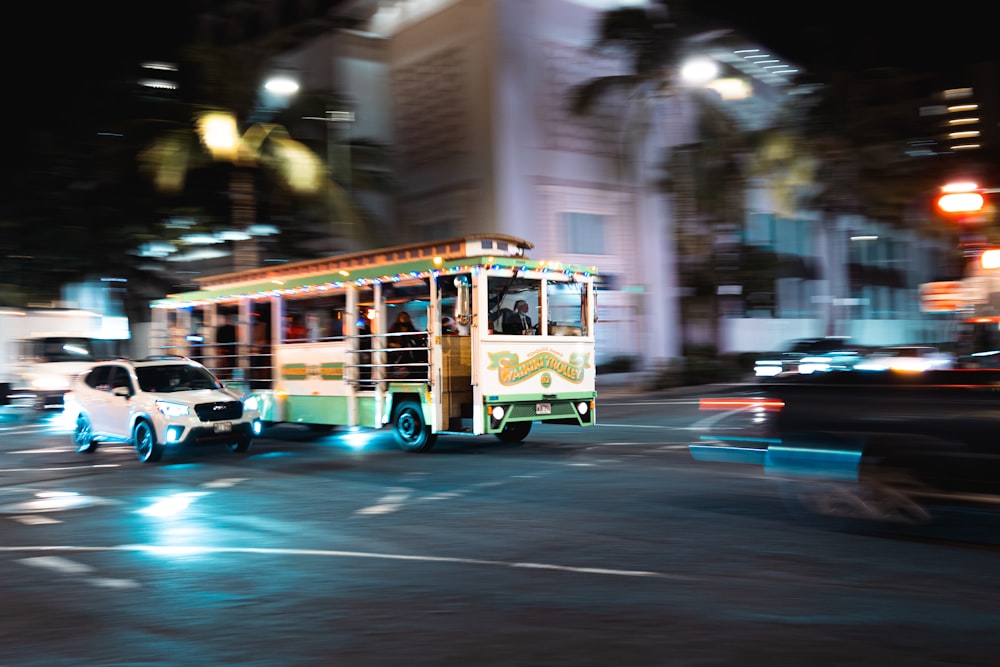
[[150, 234, 598, 451]]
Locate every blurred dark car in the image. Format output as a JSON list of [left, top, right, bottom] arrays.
[[753, 336, 863, 379], [692, 369, 1000, 525]]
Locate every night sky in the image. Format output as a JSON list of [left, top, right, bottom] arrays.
[[3, 3, 192, 108], [2, 2, 992, 120], [0, 1, 993, 162], [696, 0, 996, 73]]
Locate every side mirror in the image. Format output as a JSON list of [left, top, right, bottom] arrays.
[[454, 275, 472, 326]]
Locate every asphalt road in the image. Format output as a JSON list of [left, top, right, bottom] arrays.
[[1, 393, 998, 667]]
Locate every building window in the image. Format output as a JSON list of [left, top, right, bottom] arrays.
[[774, 217, 800, 255], [746, 212, 774, 247], [563, 212, 607, 255]]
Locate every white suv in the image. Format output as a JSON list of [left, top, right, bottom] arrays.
[[67, 356, 262, 463]]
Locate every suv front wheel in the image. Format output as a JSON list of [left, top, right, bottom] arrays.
[[133, 420, 164, 463], [73, 414, 99, 453]]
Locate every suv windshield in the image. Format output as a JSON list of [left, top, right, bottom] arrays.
[[136, 364, 222, 393]]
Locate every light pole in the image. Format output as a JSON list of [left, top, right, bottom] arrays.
[[304, 103, 355, 242]]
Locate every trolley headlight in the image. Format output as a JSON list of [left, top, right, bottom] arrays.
[[577, 401, 589, 416], [490, 405, 505, 420], [156, 401, 190, 417]]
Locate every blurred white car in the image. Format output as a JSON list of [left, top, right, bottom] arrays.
[[754, 337, 860, 378], [853, 345, 954, 372], [67, 356, 262, 463]]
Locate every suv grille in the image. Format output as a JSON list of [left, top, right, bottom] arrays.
[[195, 401, 243, 422]]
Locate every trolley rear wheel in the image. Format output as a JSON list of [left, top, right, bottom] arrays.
[[495, 421, 532, 443]]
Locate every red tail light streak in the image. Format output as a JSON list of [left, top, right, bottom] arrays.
[[698, 397, 785, 412]]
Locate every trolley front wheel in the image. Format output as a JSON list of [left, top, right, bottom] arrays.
[[392, 403, 437, 452]]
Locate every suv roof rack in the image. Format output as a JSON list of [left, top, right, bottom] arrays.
[[138, 355, 192, 362]]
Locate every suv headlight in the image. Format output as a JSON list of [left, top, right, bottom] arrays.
[[243, 395, 259, 411], [156, 401, 190, 417]]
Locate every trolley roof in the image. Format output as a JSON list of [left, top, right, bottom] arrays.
[[152, 234, 598, 308]]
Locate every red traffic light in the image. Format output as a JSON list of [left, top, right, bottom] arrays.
[[937, 182, 984, 214], [937, 191, 985, 213]]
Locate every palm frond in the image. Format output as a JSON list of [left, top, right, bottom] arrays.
[[569, 75, 642, 115]]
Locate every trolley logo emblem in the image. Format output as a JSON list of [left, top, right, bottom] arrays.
[[487, 351, 590, 385]]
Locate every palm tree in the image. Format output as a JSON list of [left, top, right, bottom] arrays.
[[137, 39, 398, 266], [571, 0, 753, 356], [570, 1, 687, 118]]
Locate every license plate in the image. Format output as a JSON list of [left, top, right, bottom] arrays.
[[535, 402, 551, 415], [214, 422, 232, 433]]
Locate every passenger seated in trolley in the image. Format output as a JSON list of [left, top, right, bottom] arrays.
[[500, 300, 535, 335], [388, 311, 427, 378]]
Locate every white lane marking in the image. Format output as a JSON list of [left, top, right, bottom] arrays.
[[0, 494, 120, 514], [588, 443, 690, 450], [356, 488, 411, 515], [3, 544, 696, 582], [359, 479, 515, 514], [11, 515, 62, 525], [586, 442, 688, 451], [20, 556, 94, 575], [513, 562, 666, 578], [425, 492, 461, 500], [202, 478, 248, 489], [596, 423, 702, 431], [0, 424, 52, 434], [91, 577, 142, 589], [0, 464, 121, 473], [9, 448, 75, 454], [7, 445, 131, 454], [19, 556, 141, 589]]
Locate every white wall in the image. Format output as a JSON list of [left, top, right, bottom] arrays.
[[721, 317, 954, 353]]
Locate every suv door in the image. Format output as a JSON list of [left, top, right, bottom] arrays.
[[81, 365, 112, 434], [102, 365, 135, 439]]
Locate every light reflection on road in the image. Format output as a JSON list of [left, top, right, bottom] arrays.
[[0, 407, 73, 435]]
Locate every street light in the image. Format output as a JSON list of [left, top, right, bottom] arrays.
[[680, 57, 719, 86], [264, 76, 300, 96]]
